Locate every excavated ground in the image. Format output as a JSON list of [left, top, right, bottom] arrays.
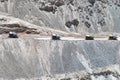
[[0, 38, 119, 80], [0, 0, 119, 80]]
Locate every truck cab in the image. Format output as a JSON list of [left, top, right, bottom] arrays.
[[8, 32, 18, 38], [52, 34, 60, 40]]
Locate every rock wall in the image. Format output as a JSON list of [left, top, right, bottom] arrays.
[[0, 0, 120, 34], [0, 38, 119, 79]]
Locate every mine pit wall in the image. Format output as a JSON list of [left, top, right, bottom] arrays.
[[0, 38, 119, 79]]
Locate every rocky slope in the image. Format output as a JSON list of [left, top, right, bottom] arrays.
[[0, 13, 77, 36], [0, 39, 119, 80], [0, 0, 120, 34], [0, 0, 120, 80]]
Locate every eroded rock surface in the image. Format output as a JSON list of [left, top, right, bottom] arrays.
[[0, 39, 119, 79], [0, 0, 119, 34], [0, 0, 119, 80]]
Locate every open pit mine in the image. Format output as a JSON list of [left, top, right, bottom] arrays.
[[0, 0, 119, 80]]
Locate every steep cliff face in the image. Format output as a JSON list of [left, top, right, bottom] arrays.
[[0, 38, 119, 79], [0, 0, 120, 34]]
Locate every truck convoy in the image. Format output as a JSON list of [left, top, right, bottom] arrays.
[[7, 32, 118, 40]]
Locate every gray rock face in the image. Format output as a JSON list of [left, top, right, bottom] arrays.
[[0, 0, 120, 34], [0, 0, 120, 80], [0, 38, 119, 79]]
